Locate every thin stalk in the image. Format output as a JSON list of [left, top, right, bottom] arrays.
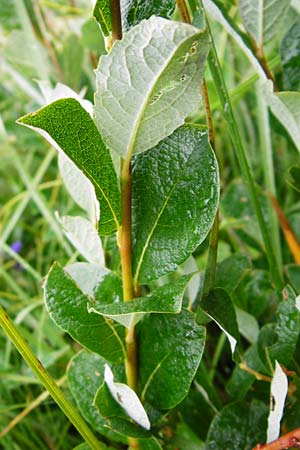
[[0, 306, 105, 450], [110, 0, 122, 42], [110, 3, 139, 448], [202, 7, 283, 289], [208, 332, 226, 383], [256, 85, 282, 269], [120, 157, 138, 400], [176, 0, 191, 23]]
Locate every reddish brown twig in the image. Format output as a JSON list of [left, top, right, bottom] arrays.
[[253, 428, 300, 450], [270, 194, 300, 264]]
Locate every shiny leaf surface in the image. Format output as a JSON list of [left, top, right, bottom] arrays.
[[139, 310, 206, 409], [88, 275, 193, 327], [44, 263, 126, 363], [132, 125, 219, 283], [18, 98, 121, 235]]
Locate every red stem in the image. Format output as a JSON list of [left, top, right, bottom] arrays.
[[253, 428, 300, 450]]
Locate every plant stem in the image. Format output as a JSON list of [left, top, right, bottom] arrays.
[[203, 7, 283, 290], [176, 0, 191, 23], [110, 0, 122, 42], [252, 43, 278, 91], [120, 158, 134, 304], [0, 306, 104, 450], [252, 428, 300, 450], [120, 158, 139, 450], [109, 4, 139, 447]]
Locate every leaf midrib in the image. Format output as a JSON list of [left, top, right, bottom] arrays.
[[122, 24, 204, 160], [133, 137, 196, 283]]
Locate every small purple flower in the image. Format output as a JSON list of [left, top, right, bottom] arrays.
[[11, 240, 22, 254]]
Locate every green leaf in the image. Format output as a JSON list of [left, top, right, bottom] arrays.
[[287, 165, 300, 193], [200, 288, 240, 357], [215, 253, 252, 294], [138, 436, 163, 450], [93, 0, 111, 37], [178, 389, 215, 440], [67, 350, 125, 443], [280, 21, 300, 91], [221, 179, 269, 249], [239, 0, 290, 48], [235, 307, 259, 345], [226, 345, 267, 399], [264, 81, 300, 154], [171, 423, 205, 450], [94, 17, 210, 157], [257, 286, 300, 368], [61, 34, 83, 91], [122, 0, 176, 31], [18, 98, 121, 235], [286, 264, 300, 293], [44, 263, 126, 363], [268, 286, 300, 366], [88, 275, 194, 327], [206, 400, 268, 449], [245, 270, 279, 319], [95, 383, 151, 438], [139, 310, 206, 409], [132, 125, 219, 284], [93, 0, 175, 36]]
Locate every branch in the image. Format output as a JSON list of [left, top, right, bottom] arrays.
[[110, 0, 122, 43], [253, 428, 300, 450]]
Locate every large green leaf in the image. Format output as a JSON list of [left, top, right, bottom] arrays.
[[206, 400, 268, 449], [132, 125, 219, 284], [280, 21, 300, 91], [239, 0, 290, 48], [94, 17, 210, 157], [88, 275, 193, 327], [44, 263, 126, 363], [264, 81, 300, 154], [18, 98, 121, 235], [139, 310, 206, 409], [67, 350, 125, 443]]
